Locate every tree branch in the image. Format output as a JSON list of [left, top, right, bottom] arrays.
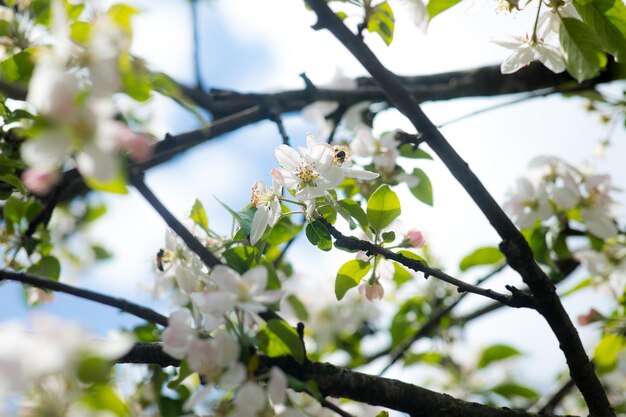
[[319, 218, 535, 308], [371, 264, 507, 373], [0, 270, 168, 326], [118, 342, 578, 417], [129, 172, 222, 269], [303, 2, 613, 415], [179, 61, 620, 118]]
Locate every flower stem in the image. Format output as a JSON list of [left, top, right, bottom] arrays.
[[531, 0, 544, 43]]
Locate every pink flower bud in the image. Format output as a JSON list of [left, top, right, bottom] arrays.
[[358, 280, 384, 301], [406, 229, 425, 248], [22, 168, 59, 196], [116, 123, 152, 163]]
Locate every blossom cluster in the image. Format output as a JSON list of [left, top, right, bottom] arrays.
[[0, 314, 133, 415], [504, 156, 624, 297], [249, 133, 378, 244], [504, 156, 618, 239], [16, 1, 152, 194]]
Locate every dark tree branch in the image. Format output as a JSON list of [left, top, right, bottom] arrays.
[[129, 172, 222, 269], [118, 342, 578, 417], [304, 2, 613, 416], [0, 270, 168, 326], [179, 61, 620, 118], [320, 218, 534, 308]]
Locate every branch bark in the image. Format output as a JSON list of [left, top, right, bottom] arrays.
[[118, 342, 578, 417], [303, 1, 614, 416], [0, 270, 168, 326]]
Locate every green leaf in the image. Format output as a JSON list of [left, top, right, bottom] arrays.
[[574, 0, 626, 62], [264, 319, 305, 364], [398, 144, 433, 159], [393, 262, 413, 286], [478, 344, 521, 368], [84, 168, 128, 194], [107, 3, 139, 33], [398, 249, 427, 266], [367, 1, 395, 45], [488, 383, 538, 399], [82, 384, 128, 417], [426, 0, 463, 19], [305, 221, 332, 251], [594, 333, 625, 373], [77, 356, 112, 384], [26, 256, 61, 280], [83, 204, 107, 223], [376, 412, 390, 417], [0, 174, 26, 194], [335, 260, 372, 300], [3, 195, 23, 222], [367, 184, 401, 232], [92, 245, 113, 260], [267, 217, 298, 246], [459, 246, 504, 271], [287, 294, 309, 321], [223, 246, 259, 274], [338, 199, 369, 230], [0, 50, 34, 82], [409, 168, 433, 206], [381, 231, 396, 243], [559, 277, 593, 297], [560, 17, 607, 82], [189, 199, 209, 233]]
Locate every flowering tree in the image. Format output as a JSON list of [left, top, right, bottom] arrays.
[[0, 0, 625, 416]]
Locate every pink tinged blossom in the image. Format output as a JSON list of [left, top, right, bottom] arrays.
[[235, 382, 268, 415], [406, 229, 425, 248], [74, 142, 120, 183], [250, 176, 283, 245], [21, 168, 59, 196], [162, 308, 195, 359], [26, 56, 79, 122], [114, 122, 153, 163], [359, 280, 385, 301], [210, 265, 284, 313], [189, 290, 235, 332], [20, 130, 71, 172], [491, 33, 565, 74]]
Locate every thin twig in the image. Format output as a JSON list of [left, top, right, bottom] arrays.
[[0, 270, 168, 326], [129, 172, 222, 269], [319, 218, 534, 309], [191, 0, 205, 91], [270, 113, 291, 146], [375, 264, 507, 375], [319, 398, 356, 417], [437, 85, 600, 129], [537, 378, 577, 415]]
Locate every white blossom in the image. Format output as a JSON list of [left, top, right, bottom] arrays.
[[503, 177, 553, 228], [250, 173, 283, 245], [162, 309, 196, 360], [492, 33, 565, 74], [210, 265, 284, 313]]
